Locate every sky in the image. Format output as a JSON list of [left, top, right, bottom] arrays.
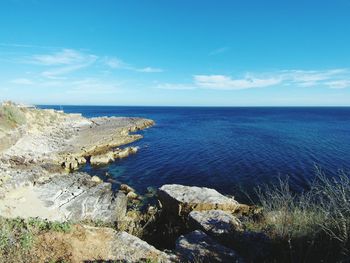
[[1, 0, 350, 106]]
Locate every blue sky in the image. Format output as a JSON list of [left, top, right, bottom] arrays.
[[1, 0, 350, 106]]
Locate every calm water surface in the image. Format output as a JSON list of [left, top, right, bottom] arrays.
[[39, 106, 350, 202]]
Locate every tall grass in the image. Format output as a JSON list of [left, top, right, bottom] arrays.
[[249, 167, 350, 262]]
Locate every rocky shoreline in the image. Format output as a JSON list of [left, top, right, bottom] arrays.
[[0, 102, 262, 262]]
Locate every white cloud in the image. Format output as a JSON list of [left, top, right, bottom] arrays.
[[194, 75, 281, 90]]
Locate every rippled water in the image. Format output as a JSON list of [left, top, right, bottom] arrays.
[[40, 106, 350, 202]]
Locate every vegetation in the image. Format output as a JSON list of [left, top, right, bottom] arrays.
[[246, 167, 350, 262], [0, 102, 26, 131], [0, 217, 72, 263]]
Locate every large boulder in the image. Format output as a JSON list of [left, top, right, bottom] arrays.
[[158, 184, 240, 216], [176, 230, 242, 262]]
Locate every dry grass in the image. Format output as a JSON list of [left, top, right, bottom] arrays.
[[0, 102, 26, 132], [247, 167, 350, 262], [0, 217, 72, 263]]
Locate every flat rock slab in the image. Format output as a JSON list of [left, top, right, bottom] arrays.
[[0, 172, 127, 223], [37, 173, 127, 222], [64, 117, 154, 157], [176, 230, 242, 263], [189, 210, 242, 236], [158, 184, 240, 216]]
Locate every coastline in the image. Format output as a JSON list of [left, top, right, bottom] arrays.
[[0, 102, 255, 262], [0, 102, 154, 221], [1, 102, 347, 262]]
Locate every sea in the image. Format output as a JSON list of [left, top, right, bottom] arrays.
[[39, 106, 350, 202]]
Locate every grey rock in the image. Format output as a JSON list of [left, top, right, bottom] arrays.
[[158, 184, 240, 216], [176, 230, 243, 263], [37, 173, 127, 222], [111, 231, 176, 262], [189, 210, 242, 236]]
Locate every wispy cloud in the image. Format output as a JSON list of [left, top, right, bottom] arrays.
[[157, 68, 350, 90], [209, 46, 230, 56], [19, 49, 99, 78], [155, 83, 196, 90], [30, 49, 97, 66], [137, 67, 163, 73], [7, 48, 164, 80], [104, 57, 163, 73], [194, 75, 281, 90]]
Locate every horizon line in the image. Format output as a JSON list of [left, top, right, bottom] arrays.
[[36, 104, 350, 108]]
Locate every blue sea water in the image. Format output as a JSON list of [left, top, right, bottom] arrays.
[[39, 106, 350, 202]]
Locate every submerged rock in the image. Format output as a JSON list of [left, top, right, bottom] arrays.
[[176, 230, 242, 263], [158, 184, 240, 216]]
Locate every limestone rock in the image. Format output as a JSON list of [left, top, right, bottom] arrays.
[[90, 151, 115, 166], [158, 184, 240, 216], [112, 231, 175, 262], [176, 230, 242, 263], [126, 191, 138, 200], [189, 210, 243, 236], [116, 146, 138, 159], [91, 175, 102, 184], [36, 173, 127, 222], [120, 183, 135, 193]]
